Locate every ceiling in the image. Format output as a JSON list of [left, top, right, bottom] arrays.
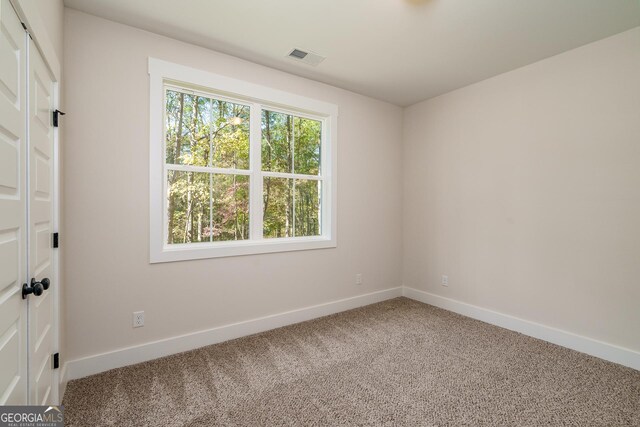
[[63, 0, 640, 106]]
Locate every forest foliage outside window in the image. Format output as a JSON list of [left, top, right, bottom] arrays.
[[164, 86, 324, 246]]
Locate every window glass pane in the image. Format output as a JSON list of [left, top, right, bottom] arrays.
[[261, 110, 293, 173], [263, 177, 293, 238], [210, 100, 250, 170], [165, 89, 249, 169], [212, 174, 250, 241], [295, 179, 321, 237], [167, 171, 212, 244], [165, 91, 207, 166], [167, 171, 250, 244], [294, 117, 321, 175]]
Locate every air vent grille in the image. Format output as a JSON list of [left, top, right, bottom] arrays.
[[287, 48, 325, 66], [289, 49, 308, 59]]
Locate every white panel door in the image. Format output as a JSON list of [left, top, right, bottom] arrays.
[[28, 37, 56, 405], [0, 0, 27, 406]]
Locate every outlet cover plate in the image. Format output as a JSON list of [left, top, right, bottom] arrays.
[[133, 311, 144, 328]]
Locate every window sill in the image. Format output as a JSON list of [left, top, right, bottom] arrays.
[[150, 236, 336, 263]]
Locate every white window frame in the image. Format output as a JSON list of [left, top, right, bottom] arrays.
[[149, 58, 338, 263]]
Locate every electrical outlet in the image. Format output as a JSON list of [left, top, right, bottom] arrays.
[[441, 275, 449, 287], [355, 273, 363, 285], [133, 311, 144, 328]]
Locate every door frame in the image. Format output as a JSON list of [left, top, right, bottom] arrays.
[[9, 0, 62, 404]]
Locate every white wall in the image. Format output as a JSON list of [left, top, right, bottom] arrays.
[[32, 0, 63, 61], [403, 27, 640, 352], [62, 10, 403, 362]]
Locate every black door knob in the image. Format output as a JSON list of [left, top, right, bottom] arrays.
[[22, 278, 50, 299]]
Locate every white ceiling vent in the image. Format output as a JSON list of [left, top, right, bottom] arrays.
[[287, 48, 325, 66]]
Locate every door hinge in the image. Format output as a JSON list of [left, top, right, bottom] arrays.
[[53, 353, 60, 369], [20, 22, 32, 39], [52, 232, 59, 248], [53, 109, 66, 127]]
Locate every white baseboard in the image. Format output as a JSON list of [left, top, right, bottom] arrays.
[[64, 285, 638, 382], [403, 286, 640, 371], [65, 287, 403, 381]]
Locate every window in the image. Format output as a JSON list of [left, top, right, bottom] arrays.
[[149, 58, 337, 262]]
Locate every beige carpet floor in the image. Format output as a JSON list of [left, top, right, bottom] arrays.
[[63, 298, 640, 426]]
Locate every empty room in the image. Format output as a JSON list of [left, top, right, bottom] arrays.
[[1, 0, 639, 425]]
